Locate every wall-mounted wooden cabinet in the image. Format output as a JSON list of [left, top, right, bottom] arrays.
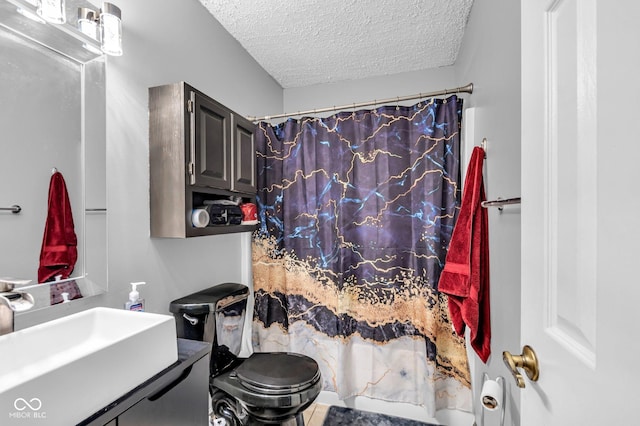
[[149, 82, 257, 238], [189, 90, 256, 193]]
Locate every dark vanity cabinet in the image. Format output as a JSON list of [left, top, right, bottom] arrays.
[[149, 82, 257, 238], [82, 340, 211, 426]]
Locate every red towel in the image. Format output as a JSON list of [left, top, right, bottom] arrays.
[[438, 147, 491, 363], [38, 172, 78, 284]]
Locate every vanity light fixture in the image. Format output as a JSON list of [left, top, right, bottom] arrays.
[[77, 7, 98, 39], [77, 7, 102, 54], [36, 0, 66, 24], [77, 2, 123, 56], [99, 2, 122, 56]]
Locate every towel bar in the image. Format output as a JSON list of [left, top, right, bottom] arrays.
[[0, 205, 21, 214], [481, 197, 521, 210]]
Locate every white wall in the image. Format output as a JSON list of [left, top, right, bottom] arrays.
[[284, 67, 457, 114], [17, 0, 282, 327], [455, 0, 522, 425]]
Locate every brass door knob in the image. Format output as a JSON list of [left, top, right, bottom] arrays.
[[502, 345, 539, 388]]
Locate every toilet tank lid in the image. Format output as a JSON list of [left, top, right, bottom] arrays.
[[169, 283, 249, 315]]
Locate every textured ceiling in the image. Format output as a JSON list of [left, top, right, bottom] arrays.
[[199, 0, 474, 89]]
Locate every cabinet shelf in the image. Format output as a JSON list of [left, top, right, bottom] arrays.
[[149, 82, 256, 238]]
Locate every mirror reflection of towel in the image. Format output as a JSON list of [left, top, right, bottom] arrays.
[[38, 171, 82, 303]]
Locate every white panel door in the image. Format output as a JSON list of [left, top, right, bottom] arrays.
[[521, 0, 640, 424]]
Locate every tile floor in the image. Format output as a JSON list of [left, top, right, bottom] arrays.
[[302, 403, 330, 426]]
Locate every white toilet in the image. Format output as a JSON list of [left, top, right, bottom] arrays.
[[170, 283, 321, 425]]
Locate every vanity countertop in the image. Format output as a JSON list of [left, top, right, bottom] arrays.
[[79, 338, 210, 426]]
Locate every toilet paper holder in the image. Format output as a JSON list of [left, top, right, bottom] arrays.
[[480, 373, 505, 426]]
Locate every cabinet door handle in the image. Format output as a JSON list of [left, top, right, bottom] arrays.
[[148, 365, 192, 401], [188, 161, 195, 180], [188, 91, 196, 186]]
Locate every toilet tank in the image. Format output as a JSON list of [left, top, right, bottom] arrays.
[[169, 283, 249, 357]]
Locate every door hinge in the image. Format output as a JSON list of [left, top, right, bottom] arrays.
[[187, 99, 194, 113]]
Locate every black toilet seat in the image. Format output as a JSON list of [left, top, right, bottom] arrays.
[[234, 352, 321, 395]]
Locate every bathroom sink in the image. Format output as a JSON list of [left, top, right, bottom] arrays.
[[0, 307, 178, 425]]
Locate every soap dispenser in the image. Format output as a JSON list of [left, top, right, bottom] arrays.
[[125, 282, 146, 312]]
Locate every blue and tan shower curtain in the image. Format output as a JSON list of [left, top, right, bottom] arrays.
[[252, 96, 471, 414]]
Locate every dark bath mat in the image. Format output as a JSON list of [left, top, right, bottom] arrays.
[[321, 405, 443, 426]]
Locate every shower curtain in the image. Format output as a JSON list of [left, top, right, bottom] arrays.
[[252, 96, 471, 414]]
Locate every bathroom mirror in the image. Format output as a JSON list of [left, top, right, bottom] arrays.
[[0, 0, 107, 311]]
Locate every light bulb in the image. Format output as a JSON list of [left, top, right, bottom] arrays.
[[99, 2, 122, 56], [77, 8, 98, 40]]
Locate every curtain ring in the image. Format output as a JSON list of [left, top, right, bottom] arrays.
[[396, 96, 400, 111]]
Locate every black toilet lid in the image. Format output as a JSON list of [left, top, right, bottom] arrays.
[[236, 352, 320, 394]]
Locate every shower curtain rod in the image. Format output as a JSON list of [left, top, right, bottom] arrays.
[[247, 82, 474, 122]]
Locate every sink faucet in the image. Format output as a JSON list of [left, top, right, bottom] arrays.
[[0, 279, 35, 335]]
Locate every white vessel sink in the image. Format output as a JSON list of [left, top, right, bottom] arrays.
[[0, 307, 178, 425]]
